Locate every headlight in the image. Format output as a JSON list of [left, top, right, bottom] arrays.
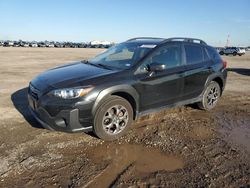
[[52, 87, 93, 99]]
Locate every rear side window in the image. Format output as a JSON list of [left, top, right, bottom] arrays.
[[184, 45, 203, 64], [206, 47, 221, 61]]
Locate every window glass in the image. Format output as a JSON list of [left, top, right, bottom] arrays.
[[106, 49, 133, 61], [203, 48, 210, 61], [185, 45, 203, 64], [206, 46, 222, 60], [138, 45, 182, 73], [89, 43, 153, 70]]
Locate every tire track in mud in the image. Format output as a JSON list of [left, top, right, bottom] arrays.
[[82, 143, 183, 188]]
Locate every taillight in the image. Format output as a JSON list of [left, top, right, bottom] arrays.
[[222, 60, 227, 69]]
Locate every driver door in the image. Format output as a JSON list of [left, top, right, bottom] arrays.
[[133, 44, 185, 112]]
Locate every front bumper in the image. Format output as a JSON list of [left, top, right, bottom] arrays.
[[28, 93, 93, 133]]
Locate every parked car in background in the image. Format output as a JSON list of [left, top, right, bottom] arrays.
[[23, 42, 30, 47], [71, 43, 79, 48], [63, 42, 71, 48], [54, 42, 64, 48], [28, 37, 227, 140], [3, 41, 14, 47], [47, 43, 55, 48], [30, 42, 38, 47], [215, 47, 223, 53], [13, 41, 21, 47], [38, 42, 46, 47], [90, 40, 112, 48], [78, 43, 87, 48], [19, 41, 27, 47], [219, 47, 245, 56]]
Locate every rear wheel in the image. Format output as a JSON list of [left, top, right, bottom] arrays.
[[197, 81, 221, 111], [93, 96, 133, 140]]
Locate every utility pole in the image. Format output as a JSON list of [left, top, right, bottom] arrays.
[[226, 35, 230, 47]]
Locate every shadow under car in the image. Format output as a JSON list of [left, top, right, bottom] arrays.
[[11, 87, 44, 129]]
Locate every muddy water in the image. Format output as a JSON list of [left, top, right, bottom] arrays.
[[84, 144, 183, 188], [220, 125, 250, 153]]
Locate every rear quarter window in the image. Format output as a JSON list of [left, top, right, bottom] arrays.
[[184, 45, 203, 64], [206, 47, 222, 61]]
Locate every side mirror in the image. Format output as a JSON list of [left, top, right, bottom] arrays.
[[148, 62, 166, 72]]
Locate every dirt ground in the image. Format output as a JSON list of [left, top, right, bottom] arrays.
[[0, 47, 249, 188]]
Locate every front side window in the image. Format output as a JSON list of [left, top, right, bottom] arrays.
[[137, 44, 182, 73], [184, 45, 203, 64], [88, 43, 154, 70]]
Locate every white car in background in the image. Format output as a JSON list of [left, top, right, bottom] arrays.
[[219, 47, 245, 56], [47, 43, 55, 48], [30, 43, 38, 47]]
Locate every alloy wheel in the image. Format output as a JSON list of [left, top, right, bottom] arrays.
[[206, 85, 220, 108], [102, 105, 129, 135]]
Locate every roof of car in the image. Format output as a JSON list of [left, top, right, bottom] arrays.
[[125, 38, 165, 45], [125, 37, 207, 46]]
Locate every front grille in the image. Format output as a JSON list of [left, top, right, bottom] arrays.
[[29, 84, 40, 100]]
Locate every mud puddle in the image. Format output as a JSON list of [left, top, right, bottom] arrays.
[[220, 125, 250, 153], [84, 144, 183, 188]]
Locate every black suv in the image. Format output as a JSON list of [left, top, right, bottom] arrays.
[[28, 37, 227, 140]]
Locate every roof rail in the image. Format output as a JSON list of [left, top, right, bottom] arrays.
[[127, 37, 165, 41], [164, 37, 207, 45]]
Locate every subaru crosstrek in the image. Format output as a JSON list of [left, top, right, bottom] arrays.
[[28, 37, 227, 140]]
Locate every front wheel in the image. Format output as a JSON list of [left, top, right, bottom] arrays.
[[197, 81, 221, 111], [93, 96, 133, 140]]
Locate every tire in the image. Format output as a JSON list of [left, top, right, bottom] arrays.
[[233, 52, 237, 56], [93, 96, 133, 140], [219, 51, 224, 55], [197, 81, 221, 111]]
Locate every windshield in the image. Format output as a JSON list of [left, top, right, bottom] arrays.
[[88, 43, 156, 70]]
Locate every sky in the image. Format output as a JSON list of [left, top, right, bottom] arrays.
[[0, 0, 250, 46]]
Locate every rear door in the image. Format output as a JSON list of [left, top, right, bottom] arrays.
[[181, 44, 211, 100]]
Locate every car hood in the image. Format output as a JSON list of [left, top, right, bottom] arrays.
[[31, 62, 114, 92]]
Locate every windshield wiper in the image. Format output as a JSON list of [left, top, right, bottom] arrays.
[[82, 60, 113, 70], [96, 63, 113, 70], [82, 60, 98, 67]]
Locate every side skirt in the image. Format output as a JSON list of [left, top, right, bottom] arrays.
[[136, 96, 202, 119]]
